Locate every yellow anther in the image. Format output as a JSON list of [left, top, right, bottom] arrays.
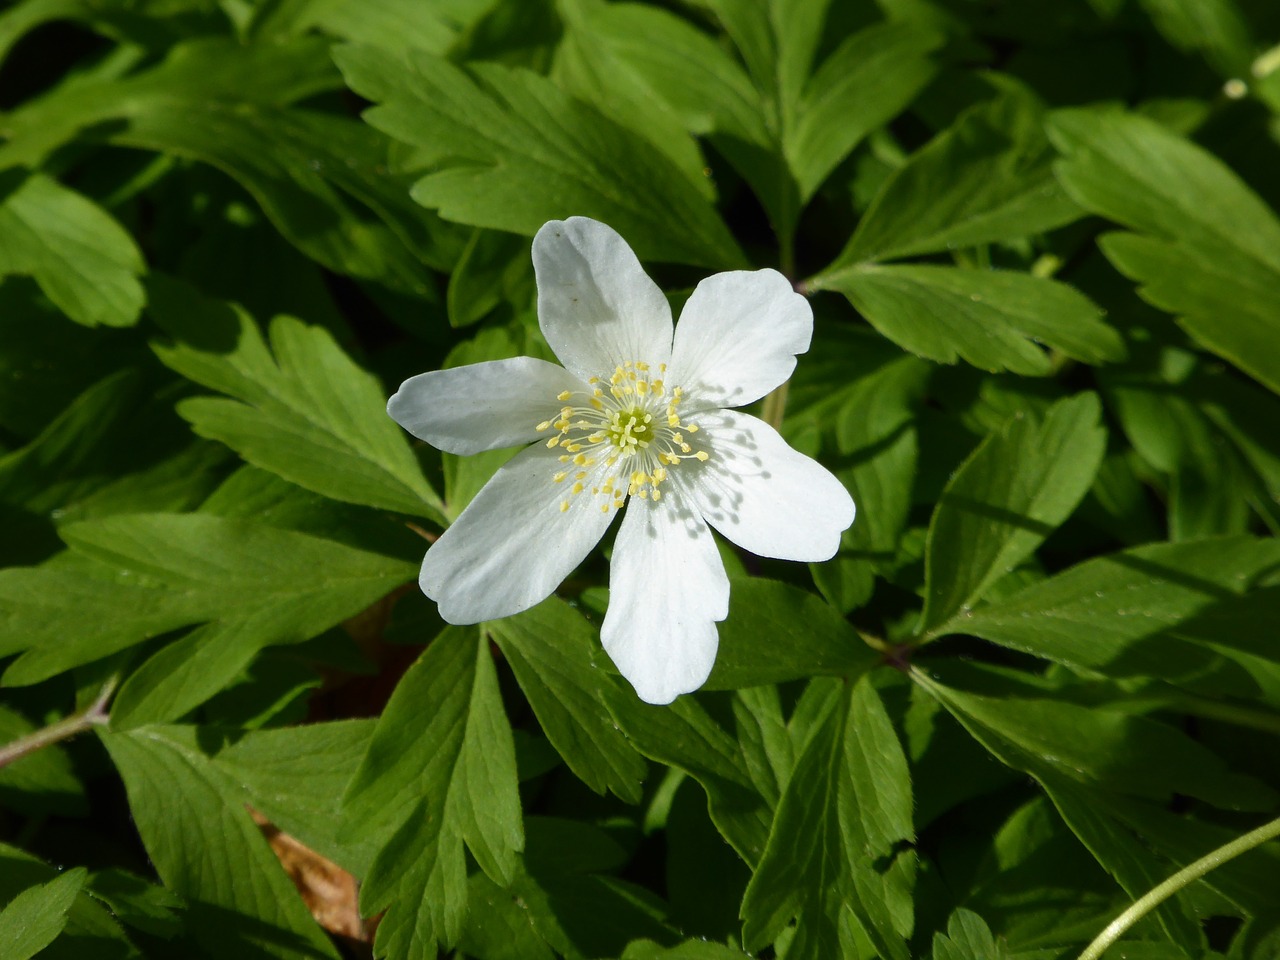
[[687, 424, 699, 433], [557, 390, 572, 401], [554, 472, 567, 483], [695, 451, 709, 461], [575, 471, 587, 480], [571, 482, 584, 494], [547, 437, 560, 448], [536, 420, 552, 431], [573, 453, 587, 465], [560, 501, 569, 512]]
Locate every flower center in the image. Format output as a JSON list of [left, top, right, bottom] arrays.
[[535, 361, 709, 514]]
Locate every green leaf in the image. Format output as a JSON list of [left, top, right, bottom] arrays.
[[213, 719, 379, 875], [811, 263, 1123, 375], [833, 94, 1083, 265], [554, 0, 761, 198], [0, 173, 144, 328], [918, 675, 1277, 812], [0, 38, 452, 293], [786, 20, 942, 201], [921, 392, 1107, 635], [0, 845, 142, 960], [148, 277, 445, 521], [814, 355, 930, 612], [1105, 361, 1254, 539], [605, 692, 774, 866], [100, 725, 340, 959], [488, 598, 647, 804], [704, 579, 878, 689], [931, 909, 1010, 960], [698, 3, 940, 239], [247, 0, 477, 56], [1049, 108, 1280, 395], [446, 228, 532, 328], [342, 627, 523, 958], [0, 369, 226, 552], [622, 940, 751, 959], [0, 705, 85, 816], [950, 536, 1280, 676], [0, 512, 414, 686], [0, 867, 87, 960], [1135, 0, 1253, 76], [334, 43, 744, 269], [742, 677, 914, 960]]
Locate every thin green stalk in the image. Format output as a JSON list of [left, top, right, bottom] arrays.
[[761, 379, 791, 431], [0, 675, 117, 771], [1077, 814, 1280, 960]]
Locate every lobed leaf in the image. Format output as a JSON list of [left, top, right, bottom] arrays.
[[0, 173, 144, 328], [149, 277, 445, 522], [334, 43, 744, 269], [921, 392, 1107, 635], [101, 725, 341, 958], [342, 627, 523, 958], [1049, 108, 1280, 395]]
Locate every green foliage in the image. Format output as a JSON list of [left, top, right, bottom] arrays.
[[1, 1, 1280, 959]]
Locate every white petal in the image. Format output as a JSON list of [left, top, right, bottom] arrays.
[[533, 218, 673, 381], [421, 443, 615, 623], [688, 409, 854, 562], [667, 269, 812, 410], [388, 357, 585, 456], [601, 483, 729, 704]]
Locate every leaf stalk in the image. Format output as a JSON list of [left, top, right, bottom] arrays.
[[1077, 813, 1280, 960]]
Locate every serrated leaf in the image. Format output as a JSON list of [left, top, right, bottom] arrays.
[[605, 691, 773, 866], [342, 627, 523, 958], [555, 0, 761, 196], [0, 512, 414, 686], [814, 355, 929, 612], [0, 867, 86, 960], [0, 38, 452, 292], [101, 725, 340, 959], [704, 578, 878, 689], [919, 675, 1276, 812], [148, 277, 444, 521], [834, 94, 1083, 265], [334, 43, 744, 269], [1049, 108, 1280, 395], [931, 909, 1010, 960], [786, 20, 942, 201], [0, 844, 143, 960], [921, 392, 1107, 635], [0, 173, 144, 328], [214, 719, 379, 875], [812, 263, 1123, 375], [951, 536, 1280, 676], [742, 677, 914, 960], [247, 0, 472, 56], [488, 598, 647, 803]]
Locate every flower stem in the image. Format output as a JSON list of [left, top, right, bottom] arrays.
[[761, 380, 791, 431], [1077, 814, 1280, 960], [0, 676, 117, 771]]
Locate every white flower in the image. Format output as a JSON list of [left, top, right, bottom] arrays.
[[389, 217, 855, 704]]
